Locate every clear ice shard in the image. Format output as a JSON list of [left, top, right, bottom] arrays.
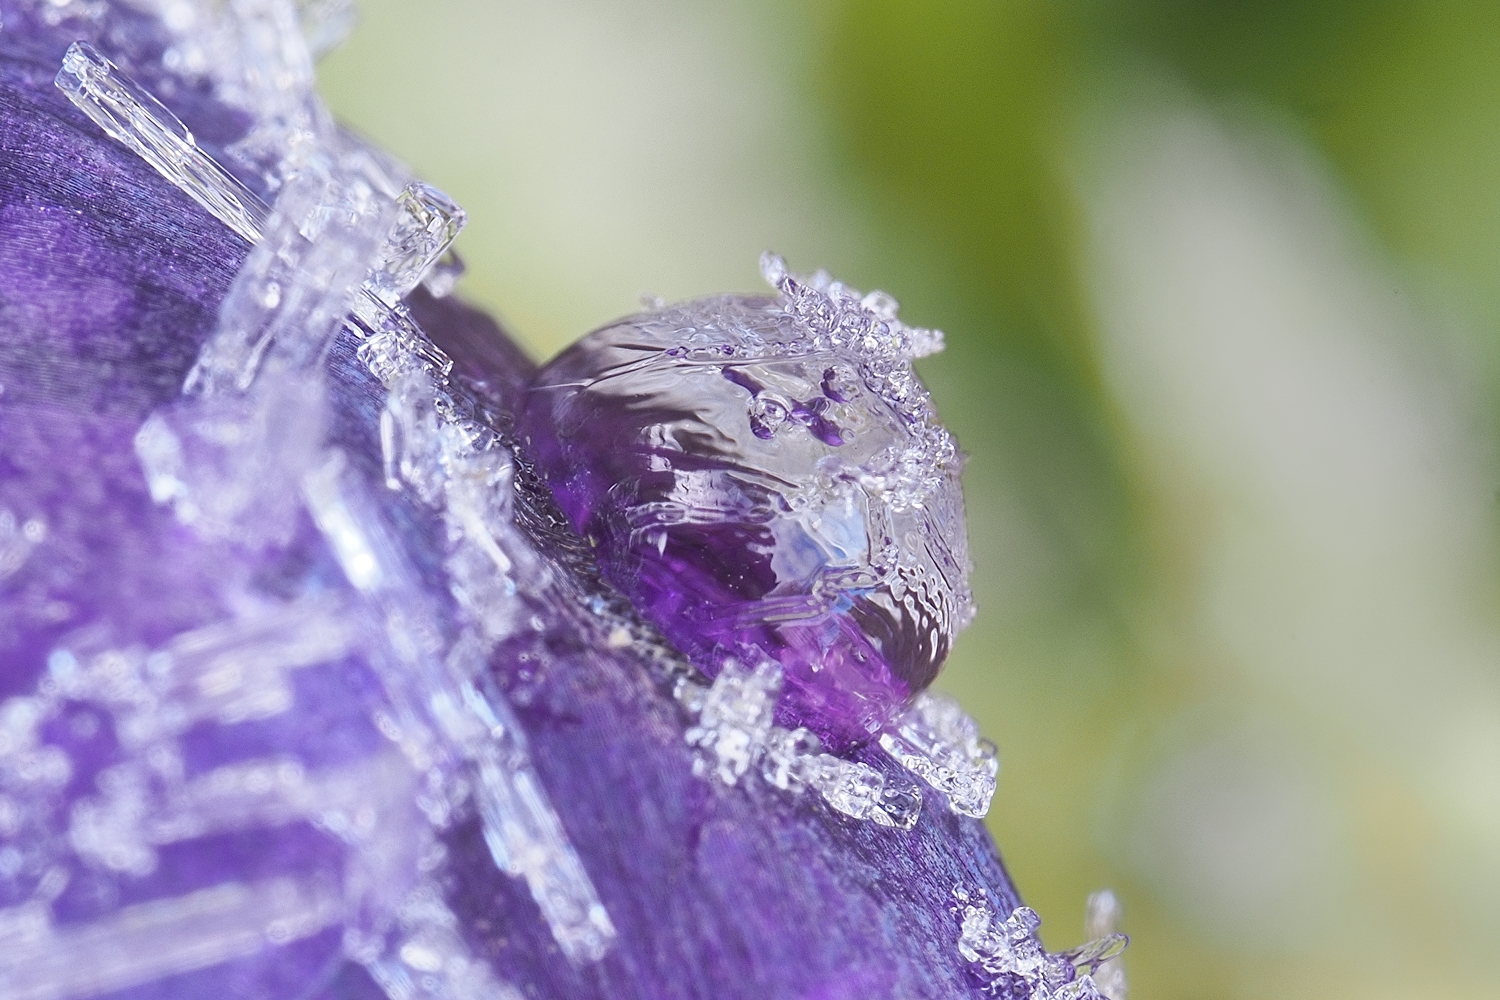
[[520, 253, 975, 750], [1082, 890, 1128, 1000], [184, 162, 395, 395], [54, 40, 467, 342], [378, 361, 619, 961], [879, 691, 1000, 818], [366, 183, 468, 307], [55, 41, 270, 244], [805, 753, 923, 830], [677, 666, 922, 829], [135, 373, 330, 547]]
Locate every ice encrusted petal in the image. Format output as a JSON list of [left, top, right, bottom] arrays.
[[46, 24, 610, 976], [880, 691, 1000, 818], [952, 887, 1130, 1000]]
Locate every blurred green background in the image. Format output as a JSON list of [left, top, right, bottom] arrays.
[[320, 3, 1500, 997]]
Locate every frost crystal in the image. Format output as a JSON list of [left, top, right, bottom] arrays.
[[135, 376, 328, 546], [805, 753, 923, 830], [353, 323, 616, 962], [54, 43, 466, 361], [952, 888, 1129, 1000], [301, 440, 616, 963], [126, 0, 321, 187], [2, 879, 345, 1000], [759, 725, 821, 791], [1083, 891, 1128, 1000], [367, 183, 468, 307], [879, 691, 1000, 818], [55, 41, 270, 243], [685, 660, 782, 785], [184, 158, 395, 394], [756, 252, 957, 511], [0, 601, 423, 1000], [679, 667, 923, 830]]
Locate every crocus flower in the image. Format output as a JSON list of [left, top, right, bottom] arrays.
[[0, 4, 1124, 998]]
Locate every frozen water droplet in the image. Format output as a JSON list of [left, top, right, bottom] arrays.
[[521, 256, 974, 750]]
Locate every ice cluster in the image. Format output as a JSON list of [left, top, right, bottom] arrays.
[[676, 660, 923, 830], [953, 887, 1129, 1000], [4, 3, 591, 994]]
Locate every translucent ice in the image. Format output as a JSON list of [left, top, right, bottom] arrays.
[[366, 183, 468, 308], [55, 41, 270, 244], [879, 690, 1000, 818], [521, 255, 975, 750], [685, 660, 782, 785], [952, 887, 1130, 1000], [1082, 890, 1128, 1000], [0, 878, 344, 1000]]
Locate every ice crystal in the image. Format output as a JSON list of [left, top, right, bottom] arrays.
[[2, 878, 345, 1000], [807, 753, 923, 829], [356, 326, 616, 962], [135, 375, 328, 545], [127, 0, 320, 187], [677, 666, 922, 829], [0, 598, 423, 999], [46, 18, 607, 970], [55, 41, 270, 243], [183, 158, 395, 394], [879, 691, 1000, 818], [757, 251, 956, 512], [759, 725, 821, 792], [952, 887, 1129, 1000], [54, 42, 466, 358], [685, 660, 782, 785], [367, 183, 468, 307], [301, 445, 617, 963], [421, 248, 467, 299], [1083, 891, 1128, 1000]]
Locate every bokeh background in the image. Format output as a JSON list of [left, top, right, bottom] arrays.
[[319, 3, 1500, 998]]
